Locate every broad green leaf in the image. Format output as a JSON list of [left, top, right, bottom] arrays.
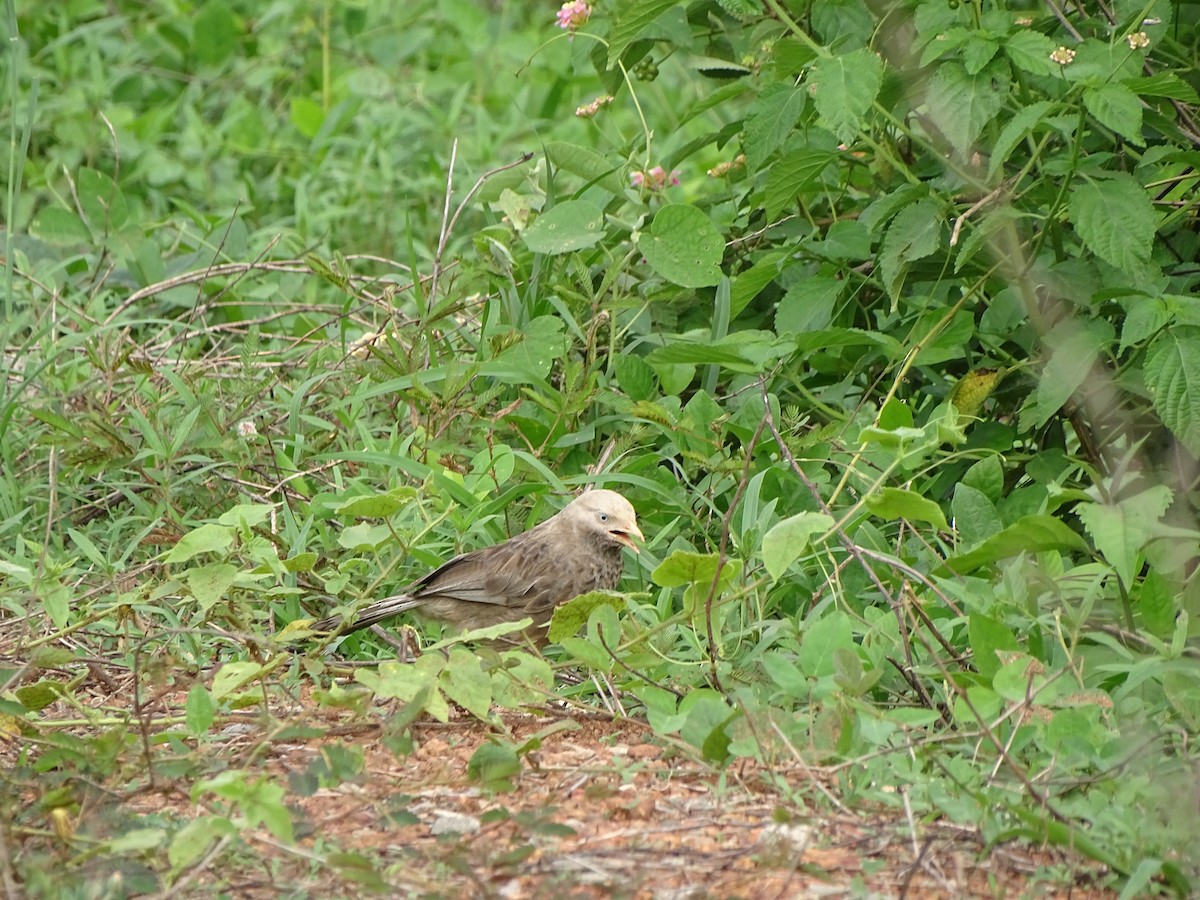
[[217, 503, 276, 528], [548, 590, 626, 643], [1084, 83, 1144, 146], [194, 1, 238, 66], [186, 683, 215, 736], [924, 60, 1010, 156], [186, 563, 238, 610], [76, 167, 129, 233], [968, 613, 1020, 679], [763, 149, 835, 220], [1077, 486, 1173, 589], [1068, 174, 1155, 273], [165, 524, 235, 563], [952, 484, 1003, 547], [937, 514, 1089, 575], [290, 96, 324, 138], [744, 82, 808, 170], [439, 649, 493, 720], [1022, 319, 1112, 430], [337, 522, 392, 550], [328, 488, 417, 518], [730, 251, 788, 317], [523, 200, 604, 255], [606, 0, 681, 68], [987, 100, 1054, 181], [29, 206, 92, 245], [1123, 73, 1199, 103], [797, 610, 855, 678], [614, 353, 657, 401], [761, 512, 834, 580], [760, 651, 810, 698], [1137, 569, 1176, 637], [879, 199, 942, 301], [1003, 29, 1057, 76], [866, 487, 949, 531], [638, 204, 724, 287], [775, 277, 841, 335], [168, 816, 236, 870], [678, 690, 735, 761], [651, 550, 729, 588], [1144, 328, 1200, 456], [467, 742, 521, 791], [544, 141, 624, 195], [808, 48, 883, 142], [211, 661, 265, 700]]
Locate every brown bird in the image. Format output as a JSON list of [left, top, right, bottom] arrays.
[[312, 489, 643, 641]]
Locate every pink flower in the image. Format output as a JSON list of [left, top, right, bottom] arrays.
[[631, 166, 681, 191], [556, 1, 592, 35]]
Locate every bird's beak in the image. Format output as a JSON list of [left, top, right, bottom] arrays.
[[612, 523, 644, 553]]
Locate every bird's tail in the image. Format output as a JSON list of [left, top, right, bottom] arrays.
[[311, 594, 422, 634]]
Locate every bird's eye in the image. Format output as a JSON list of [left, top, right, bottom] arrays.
[[598, 512, 609, 522]]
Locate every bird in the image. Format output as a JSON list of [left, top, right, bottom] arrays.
[[311, 489, 643, 642]]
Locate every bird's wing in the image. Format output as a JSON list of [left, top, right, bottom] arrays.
[[412, 527, 566, 613]]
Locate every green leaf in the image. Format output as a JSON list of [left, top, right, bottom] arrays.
[[1022, 319, 1112, 430], [614, 353, 657, 401], [730, 250, 787, 317], [186, 683, 215, 736], [523, 200, 605, 255], [774, 277, 841, 335], [1123, 73, 1200, 103], [1077, 486, 1173, 589], [638, 204, 724, 287], [761, 512, 834, 581], [544, 141, 624, 195], [211, 661, 265, 700], [865, 487, 949, 531], [290, 97, 324, 138], [879, 199, 942, 301], [28, 206, 92, 245], [808, 48, 883, 142], [606, 0, 681, 68], [165, 523, 234, 563], [987, 100, 1054, 181], [797, 611, 855, 678], [968, 613, 1020, 679], [651, 550, 730, 588], [1144, 328, 1200, 456], [1084, 83, 1144, 146], [1137, 569, 1175, 637], [168, 816, 236, 871], [1068, 174, 1155, 273], [216, 503, 276, 528], [952, 484, 1003, 547], [937, 515, 1090, 576], [467, 742, 521, 791], [763, 150, 834, 221], [925, 60, 1010, 157], [743, 82, 808, 170], [185, 563, 238, 611], [439, 649, 493, 720], [76, 167, 129, 232], [193, 1, 238, 66], [548, 590, 626, 643], [1003, 29, 1057, 76], [328, 488, 417, 518]]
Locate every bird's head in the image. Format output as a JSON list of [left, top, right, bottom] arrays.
[[567, 489, 644, 553]]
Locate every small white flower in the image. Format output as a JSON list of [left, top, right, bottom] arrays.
[[237, 420, 258, 438], [1050, 46, 1076, 66]]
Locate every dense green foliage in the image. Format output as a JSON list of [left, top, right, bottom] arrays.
[[3, 0, 1200, 894]]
